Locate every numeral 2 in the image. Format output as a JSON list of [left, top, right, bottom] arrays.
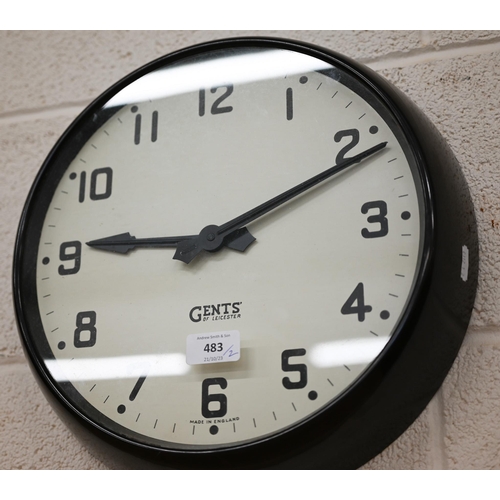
[[334, 129, 360, 164]]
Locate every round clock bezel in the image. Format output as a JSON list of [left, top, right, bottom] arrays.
[[13, 37, 477, 469]]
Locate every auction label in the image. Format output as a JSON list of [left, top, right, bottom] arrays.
[[186, 330, 240, 365]]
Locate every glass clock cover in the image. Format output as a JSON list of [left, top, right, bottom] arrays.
[[13, 38, 477, 469]]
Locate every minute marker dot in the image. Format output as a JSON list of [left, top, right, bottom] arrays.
[[308, 391, 318, 400]]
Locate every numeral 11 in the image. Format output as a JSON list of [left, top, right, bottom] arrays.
[[132, 106, 158, 145]]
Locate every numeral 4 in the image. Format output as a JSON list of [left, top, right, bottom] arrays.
[[341, 283, 372, 322]]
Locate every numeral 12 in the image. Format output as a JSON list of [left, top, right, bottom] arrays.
[[199, 85, 234, 116]]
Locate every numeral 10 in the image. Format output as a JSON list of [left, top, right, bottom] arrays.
[[76, 167, 113, 203]]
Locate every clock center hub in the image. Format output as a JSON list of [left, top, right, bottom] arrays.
[[199, 224, 224, 252]]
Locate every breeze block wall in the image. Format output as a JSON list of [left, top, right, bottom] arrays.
[[1, 30, 499, 469]]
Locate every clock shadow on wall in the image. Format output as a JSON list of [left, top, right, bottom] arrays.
[[13, 37, 478, 469]]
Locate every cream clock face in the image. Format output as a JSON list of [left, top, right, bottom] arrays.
[[32, 46, 424, 449]]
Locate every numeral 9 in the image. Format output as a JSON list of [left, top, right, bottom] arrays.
[[58, 241, 81, 275]]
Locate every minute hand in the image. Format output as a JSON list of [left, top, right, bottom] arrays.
[[173, 141, 387, 264], [217, 141, 387, 237]]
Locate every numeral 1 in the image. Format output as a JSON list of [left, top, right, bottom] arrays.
[[286, 87, 293, 120]]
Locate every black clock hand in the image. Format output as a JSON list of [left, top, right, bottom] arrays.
[[86, 233, 197, 254], [87, 142, 386, 259], [86, 228, 255, 255], [173, 141, 387, 263]]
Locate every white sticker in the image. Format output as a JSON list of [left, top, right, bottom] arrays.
[[186, 330, 241, 366], [461, 245, 469, 282]]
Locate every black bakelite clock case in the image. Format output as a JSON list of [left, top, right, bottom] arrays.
[[13, 37, 478, 469]]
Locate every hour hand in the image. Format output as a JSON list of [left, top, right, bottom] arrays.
[[173, 226, 256, 264], [86, 227, 255, 259], [224, 227, 257, 252], [86, 232, 195, 254]]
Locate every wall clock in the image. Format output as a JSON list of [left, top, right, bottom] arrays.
[[13, 37, 478, 469]]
